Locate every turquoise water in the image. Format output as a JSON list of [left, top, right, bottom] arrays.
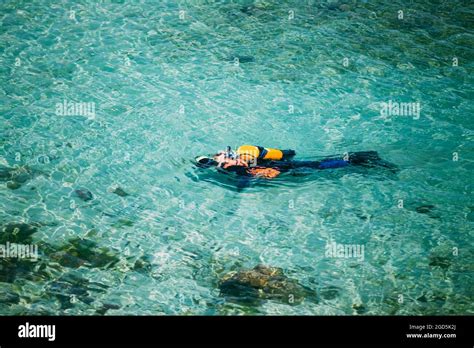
[[1, 0, 473, 315]]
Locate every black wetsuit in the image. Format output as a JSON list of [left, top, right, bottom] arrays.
[[221, 151, 396, 177]]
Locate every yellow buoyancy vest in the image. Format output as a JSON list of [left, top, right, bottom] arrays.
[[236, 145, 284, 163]]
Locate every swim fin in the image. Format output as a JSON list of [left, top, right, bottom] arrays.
[[349, 151, 398, 172]]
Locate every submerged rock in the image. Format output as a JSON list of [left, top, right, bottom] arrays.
[[95, 302, 121, 315], [6, 181, 21, 190], [0, 166, 20, 181], [50, 238, 119, 269], [0, 230, 50, 284], [112, 186, 129, 197], [74, 188, 93, 201], [414, 204, 440, 219], [352, 303, 367, 315], [112, 219, 134, 228], [132, 255, 153, 273], [0, 257, 43, 283], [227, 55, 255, 64], [0, 166, 11, 180], [46, 273, 108, 310], [428, 255, 451, 269], [0, 222, 39, 244], [49, 251, 86, 268], [0, 165, 39, 188], [240, 6, 253, 14], [0, 283, 20, 304], [219, 265, 315, 305], [320, 285, 341, 300], [415, 204, 435, 214]]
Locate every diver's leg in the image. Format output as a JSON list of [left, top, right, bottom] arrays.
[[262, 161, 299, 170], [266, 160, 340, 170], [264, 152, 397, 171], [281, 149, 296, 159]]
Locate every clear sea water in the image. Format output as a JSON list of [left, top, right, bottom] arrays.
[[1, 0, 473, 315]]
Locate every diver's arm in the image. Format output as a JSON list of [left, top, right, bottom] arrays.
[[247, 167, 281, 178], [222, 165, 253, 176], [236, 177, 252, 190], [223, 165, 282, 179]]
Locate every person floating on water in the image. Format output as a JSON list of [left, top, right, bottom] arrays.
[[195, 145, 397, 180]]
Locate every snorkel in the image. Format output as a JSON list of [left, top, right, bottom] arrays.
[[195, 146, 242, 168], [224, 146, 237, 160], [213, 146, 238, 166]]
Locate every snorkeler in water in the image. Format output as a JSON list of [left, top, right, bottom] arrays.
[[195, 145, 397, 179]]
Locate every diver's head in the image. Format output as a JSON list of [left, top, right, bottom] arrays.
[[213, 150, 249, 168], [214, 146, 237, 162], [196, 147, 242, 168], [195, 156, 218, 168]]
